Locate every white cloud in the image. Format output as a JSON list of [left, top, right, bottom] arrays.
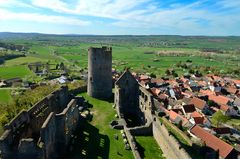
[[1, 0, 240, 35], [0, 9, 90, 26], [0, 0, 36, 9], [31, 0, 152, 20]]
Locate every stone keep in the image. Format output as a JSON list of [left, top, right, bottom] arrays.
[[87, 46, 112, 98]]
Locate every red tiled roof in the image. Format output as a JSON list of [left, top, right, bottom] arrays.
[[226, 87, 238, 94], [199, 89, 215, 96], [191, 125, 236, 159], [191, 111, 204, 124], [169, 110, 189, 126], [191, 111, 202, 118], [150, 88, 161, 96], [208, 95, 230, 105], [212, 75, 222, 81], [220, 104, 229, 112], [158, 93, 168, 100], [198, 81, 207, 87], [151, 78, 164, 84], [169, 110, 179, 121], [233, 79, 240, 85], [140, 75, 150, 80], [189, 97, 206, 110]]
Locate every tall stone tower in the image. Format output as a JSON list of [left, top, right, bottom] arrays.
[[87, 46, 112, 99]]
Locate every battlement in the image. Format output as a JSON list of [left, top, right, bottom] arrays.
[[88, 46, 112, 52]]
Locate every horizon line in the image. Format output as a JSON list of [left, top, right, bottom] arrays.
[[0, 32, 239, 37]]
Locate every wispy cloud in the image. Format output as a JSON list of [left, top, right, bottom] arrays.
[[0, 9, 90, 26], [0, 0, 240, 35], [31, 0, 153, 20]]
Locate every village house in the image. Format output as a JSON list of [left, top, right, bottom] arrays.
[[190, 125, 238, 159], [208, 94, 232, 106], [189, 97, 209, 113]]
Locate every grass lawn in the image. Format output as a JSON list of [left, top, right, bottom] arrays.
[[135, 136, 165, 159], [68, 93, 134, 159], [0, 65, 33, 79], [4, 56, 47, 66], [227, 119, 240, 126], [0, 90, 12, 104]]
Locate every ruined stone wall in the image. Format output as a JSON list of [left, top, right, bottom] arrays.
[[0, 130, 13, 158], [123, 126, 141, 159], [4, 111, 30, 133], [55, 99, 80, 148], [152, 118, 191, 159], [69, 85, 87, 95], [88, 47, 112, 99], [139, 87, 154, 125], [39, 98, 83, 159], [41, 112, 56, 159], [0, 86, 70, 159], [128, 123, 152, 136]]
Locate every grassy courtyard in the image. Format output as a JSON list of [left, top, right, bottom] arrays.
[[135, 136, 165, 159], [68, 93, 134, 159]]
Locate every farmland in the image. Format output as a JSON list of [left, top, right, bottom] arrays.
[[0, 34, 240, 106], [0, 90, 12, 104]]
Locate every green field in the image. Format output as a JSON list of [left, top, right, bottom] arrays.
[[69, 93, 134, 159], [0, 90, 12, 104], [4, 56, 47, 66], [0, 65, 33, 79], [135, 136, 165, 159], [54, 44, 235, 77]]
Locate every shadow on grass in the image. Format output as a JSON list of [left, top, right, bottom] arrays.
[[135, 140, 146, 159], [67, 121, 110, 159]]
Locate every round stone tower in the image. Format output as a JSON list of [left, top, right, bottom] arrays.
[[87, 46, 112, 99]]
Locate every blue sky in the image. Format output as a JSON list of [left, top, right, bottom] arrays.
[[0, 0, 240, 35]]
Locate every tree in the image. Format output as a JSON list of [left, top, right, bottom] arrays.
[[150, 73, 156, 78], [211, 111, 230, 127], [165, 69, 171, 75], [59, 62, 65, 70]]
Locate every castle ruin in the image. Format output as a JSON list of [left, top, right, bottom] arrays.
[[87, 46, 112, 99], [0, 86, 87, 159], [114, 70, 191, 159]]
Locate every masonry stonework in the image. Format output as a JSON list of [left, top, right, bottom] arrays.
[[114, 70, 192, 159], [87, 46, 112, 99], [0, 86, 87, 159]]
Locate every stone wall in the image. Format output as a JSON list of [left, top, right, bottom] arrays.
[[115, 70, 139, 118], [153, 118, 191, 159], [139, 87, 154, 125], [124, 126, 141, 159], [41, 112, 57, 159], [128, 123, 152, 136], [0, 86, 84, 159], [69, 85, 87, 95], [88, 46, 112, 99]]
